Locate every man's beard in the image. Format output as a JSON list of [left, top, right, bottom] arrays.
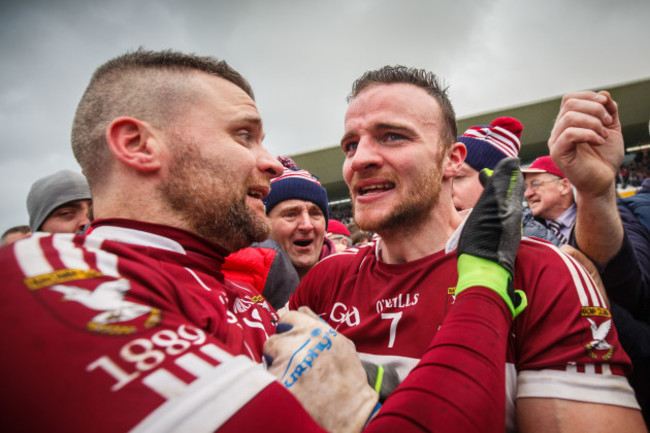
[[352, 157, 444, 235], [159, 142, 270, 252]]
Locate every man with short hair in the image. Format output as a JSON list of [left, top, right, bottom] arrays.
[[0, 225, 31, 246], [26, 169, 92, 234], [0, 49, 529, 432], [522, 155, 576, 244], [289, 65, 645, 432], [262, 158, 335, 279]]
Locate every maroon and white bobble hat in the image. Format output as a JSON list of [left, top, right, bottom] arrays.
[[459, 117, 523, 171]]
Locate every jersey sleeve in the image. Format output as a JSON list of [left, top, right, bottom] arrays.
[[513, 238, 639, 408], [288, 276, 313, 311], [287, 253, 337, 312], [367, 288, 512, 433]]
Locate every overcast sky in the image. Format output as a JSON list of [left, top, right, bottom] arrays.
[[1, 0, 649, 232]]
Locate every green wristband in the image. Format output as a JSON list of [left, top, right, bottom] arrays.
[[456, 254, 527, 318], [457, 254, 510, 293], [373, 365, 384, 394]]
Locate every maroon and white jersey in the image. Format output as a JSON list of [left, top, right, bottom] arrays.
[[0, 219, 328, 432], [290, 228, 639, 430]]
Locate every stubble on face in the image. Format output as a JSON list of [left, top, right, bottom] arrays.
[[352, 150, 444, 235], [160, 139, 271, 252]]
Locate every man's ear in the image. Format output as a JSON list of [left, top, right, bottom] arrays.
[[442, 142, 466, 179], [106, 117, 162, 172], [559, 178, 573, 195]]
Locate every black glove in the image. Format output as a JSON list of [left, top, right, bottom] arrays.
[[361, 361, 400, 403], [456, 157, 527, 318]]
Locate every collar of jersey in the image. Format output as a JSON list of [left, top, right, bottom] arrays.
[[90, 224, 187, 254]]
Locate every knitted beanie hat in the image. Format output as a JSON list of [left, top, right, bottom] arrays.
[[26, 169, 91, 231], [263, 156, 329, 227], [459, 117, 523, 171]]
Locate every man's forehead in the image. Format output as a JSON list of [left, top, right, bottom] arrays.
[[349, 83, 436, 107], [273, 199, 322, 213], [199, 73, 259, 111], [344, 83, 441, 126]]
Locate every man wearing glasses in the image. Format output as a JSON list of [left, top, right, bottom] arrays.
[[522, 156, 575, 244]]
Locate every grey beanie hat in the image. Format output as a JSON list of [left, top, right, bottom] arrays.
[[26, 170, 92, 231]]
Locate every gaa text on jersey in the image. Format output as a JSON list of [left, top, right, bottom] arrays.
[[329, 302, 361, 327]]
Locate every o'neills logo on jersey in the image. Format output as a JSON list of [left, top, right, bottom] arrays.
[[376, 293, 419, 314]]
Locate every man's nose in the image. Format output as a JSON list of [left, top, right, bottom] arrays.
[[349, 138, 382, 173], [297, 211, 315, 229]]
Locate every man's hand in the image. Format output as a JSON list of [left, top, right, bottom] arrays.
[[263, 307, 379, 433], [549, 91, 625, 266], [548, 91, 623, 197], [456, 157, 527, 318]]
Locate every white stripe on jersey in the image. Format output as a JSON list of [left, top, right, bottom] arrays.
[[131, 346, 275, 433], [91, 225, 187, 254], [14, 232, 54, 277], [15, 231, 122, 280], [524, 238, 607, 307], [83, 234, 120, 277], [53, 233, 89, 271], [176, 352, 221, 378], [563, 252, 606, 307], [517, 367, 639, 409], [185, 267, 212, 292]]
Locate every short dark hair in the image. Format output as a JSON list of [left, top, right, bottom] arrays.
[[348, 65, 457, 147], [1, 225, 31, 245], [72, 48, 253, 188]]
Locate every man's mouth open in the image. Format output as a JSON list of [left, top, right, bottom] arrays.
[[294, 239, 314, 248], [357, 182, 395, 196]]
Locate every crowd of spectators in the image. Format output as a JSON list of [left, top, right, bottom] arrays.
[[329, 201, 353, 226], [617, 150, 650, 189]]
